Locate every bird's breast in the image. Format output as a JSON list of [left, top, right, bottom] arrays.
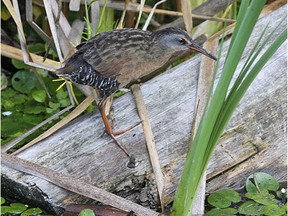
[[117, 49, 172, 87]]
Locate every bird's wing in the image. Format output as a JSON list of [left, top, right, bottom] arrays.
[[81, 32, 132, 78]]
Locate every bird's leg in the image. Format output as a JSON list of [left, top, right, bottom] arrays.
[[98, 98, 140, 135], [98, 99, 131, 157], [107, 106, 115, 130]]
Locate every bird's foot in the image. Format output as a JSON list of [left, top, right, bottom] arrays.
[[111, 121, 141, 135], [106, 132, 136, 168], [103, 121, 141, 153], [98, 99, 140, 162]]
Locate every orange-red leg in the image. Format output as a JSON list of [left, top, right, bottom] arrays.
[[98, 99, 140, 157]]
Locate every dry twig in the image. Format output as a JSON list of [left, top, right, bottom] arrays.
[[1, 43, 60, 71], [181, 0, 193, 34], [131, 85, 165, 211], [142, 0, 166, 31], [135, 0, 145, 29]]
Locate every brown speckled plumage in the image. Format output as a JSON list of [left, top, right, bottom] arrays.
[[57, 28, 216, 98], [56, 27, 216, 156]]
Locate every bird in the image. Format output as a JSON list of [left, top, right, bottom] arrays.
[[56, 27, 217, 156]]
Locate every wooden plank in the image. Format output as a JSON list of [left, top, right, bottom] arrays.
[[2, 5, 287, 214]]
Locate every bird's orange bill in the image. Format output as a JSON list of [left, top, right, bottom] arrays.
[[189, 42, 217, 61]]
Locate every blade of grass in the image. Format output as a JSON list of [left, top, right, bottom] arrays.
[[203, 29, 287, 167], [204, 22, 272, 155], [220, 29, 287, 132], [171, 1, 267, 215], [198, 0, 267, 185], [232, 16, 286, 93], [226, 0, 250, 58], [206, 29, 286, 168], [84, 0, 92, 40]]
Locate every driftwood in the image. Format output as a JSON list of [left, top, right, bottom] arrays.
[[1, 5, 287, 215]]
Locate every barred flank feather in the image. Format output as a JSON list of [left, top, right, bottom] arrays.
[[56, 57, 119, 98]]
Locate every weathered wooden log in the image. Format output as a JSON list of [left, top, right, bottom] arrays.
[[2, 5, 287, 215]]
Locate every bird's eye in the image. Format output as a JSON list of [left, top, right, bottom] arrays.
[[178, 38, 187, 45]]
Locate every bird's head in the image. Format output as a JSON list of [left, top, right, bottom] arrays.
[[155, 27, 217, 61]]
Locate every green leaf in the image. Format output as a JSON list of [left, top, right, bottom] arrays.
[[2, 93, 27, 108], [46, 107, 54, 114], [262, 204, 287, 216], [28, 43, 45, 53], [1, 113, 32, 136], [78, 209, 95, 216], [10, 203, 28, 213], [205, 207, 237, 216], [238, 201, 265, 215], [1, 206, 13, 214], [11, 59, 30, 70], [246, 172, 279, 193], [245, 190, 278, 205], [56, 88, 68, 99], [22, 114, 45, 125], [12, 70, 36, 93], [32, 89, 47, 103], [1, 203, 27, 214], [21, 207, 42, 216], [1, 2, 11, 21], [1, 88, 17, 98], [219, 29, 287, 140], [49, 101, 60, 110], [1, 197, 6, 205], [59, 98, 70, 107], [23, 105, 46, 114], [208, 189, 241, 208]]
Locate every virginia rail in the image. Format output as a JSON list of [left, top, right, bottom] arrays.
[[57, 27, 216, 156]]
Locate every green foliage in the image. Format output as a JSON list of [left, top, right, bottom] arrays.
[[246, 172, 279, 193], [1, 61, 96, 148], [205, 172, 287, 216], [1, 2, 11, 21], [205, 207, 237, 216], [21, 207, 43, 216], [245, 190, 278, 206], [12, 70, 37, 94], [207, 189, 241, 208], [0, 197, 46, 216], [171, 0, 287, 214], [78, 209, 95, 216], [1, 202, 28, 214], [1, 65, 72, 147], [32, 90, 47, 103], [1, 197, 6, 205], [11, 60, 31, 70], [238, 201, 265, 215], [82, 0, 117, 40]]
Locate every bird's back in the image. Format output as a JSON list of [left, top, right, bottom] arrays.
[[57, 28, 180, 97]]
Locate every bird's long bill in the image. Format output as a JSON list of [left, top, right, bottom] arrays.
[[189, 42, 217, 61]]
